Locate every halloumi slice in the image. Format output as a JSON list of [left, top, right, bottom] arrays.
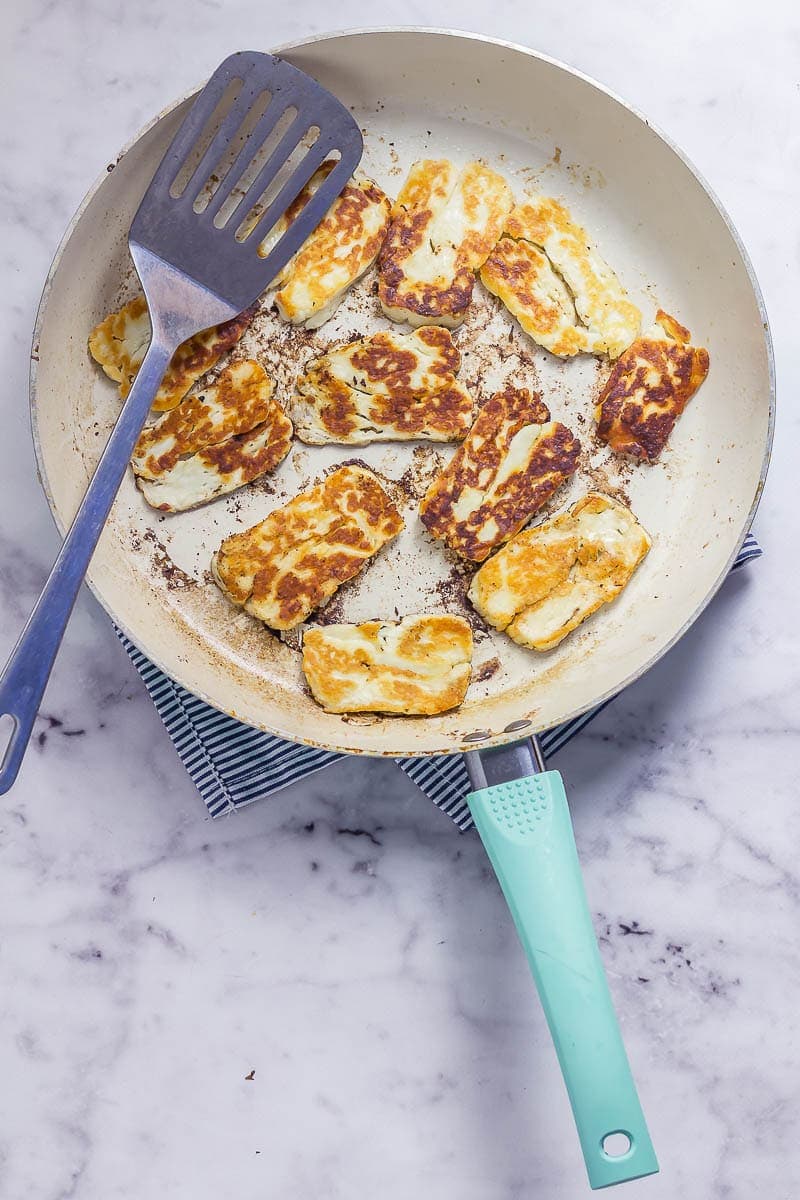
[[302, 614, 473, 715], [290, 326, 474, 445], [378, 160, 513, 328], [481, 197, 640, 358], [131, 359, 292, 512], [419, 386, 581, 562], [595, 310, 710, 462], [88, 297, 254, 412], [468, 492, 651, 650], [262, 164, 391, 329], [480, 235, 606, 357], [211, 466, 404, 630]]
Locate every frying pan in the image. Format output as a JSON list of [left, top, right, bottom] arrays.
[[29, 29, 774, 1189]]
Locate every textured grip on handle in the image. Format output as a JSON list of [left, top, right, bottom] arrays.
[[468, 771, 658, 1189]]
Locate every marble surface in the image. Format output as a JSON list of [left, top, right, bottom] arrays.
[[1, 2, 797, 1196]]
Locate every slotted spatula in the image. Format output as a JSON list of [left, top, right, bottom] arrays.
[[0, 50, 363, 793]]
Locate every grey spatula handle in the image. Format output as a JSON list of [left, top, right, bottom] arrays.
[[0, 337, 175, 792]]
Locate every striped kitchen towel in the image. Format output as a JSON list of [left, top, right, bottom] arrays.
[[120, 533, 762, 830]]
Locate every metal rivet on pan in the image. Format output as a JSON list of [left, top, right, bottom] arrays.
[[504, 719, 532, 733], [463, 730, 490, 743]]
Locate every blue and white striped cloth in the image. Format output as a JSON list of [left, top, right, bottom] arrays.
[[120, 533, 761, 830]]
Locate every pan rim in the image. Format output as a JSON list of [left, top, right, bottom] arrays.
[[29, 27, 775, 758]]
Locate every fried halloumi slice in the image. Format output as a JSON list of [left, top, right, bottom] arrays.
[[469, 492, 651, 650], [290, 326, 474, 445], [419, 386, 581, 562], [481, 197, 640, 358], [131, 360, 292, 512], [302, 614, 473, 715], [211, 466, 404, 630], [261, 165, 391, 329], [378, 160, 513, 328], [595, 310, 710, 462], [480, 235, 606, 357], [88, 297, 254, 412]]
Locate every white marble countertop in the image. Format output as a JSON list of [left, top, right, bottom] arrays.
[[1, 2, 797, 1196]]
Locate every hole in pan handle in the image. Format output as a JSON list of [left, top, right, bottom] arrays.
[[465, 735, 659, 1189]]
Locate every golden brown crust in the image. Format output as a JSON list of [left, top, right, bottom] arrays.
[[133, 360, 275, 477], [378, 160, 513, 327], [196, 419, 290, 480], [88, 296, 149, 389], [594, 310, 710, 462], [273, 172, 391, 326], [88, 297, 254, 412], [291, 326, 474, 445], [379, 234, 475, 325], [392, 159, 455, 216], [654, 308, 691, 344], [131, 360, 293, 512], [212, 466, 404, 630], [480, 236, 594, 357], [468, 492, 651, 650], [482, 196, 641, 358], [419, 386, 581, 561], [302, 614, 473, 715], [412, 325, 461, 372]]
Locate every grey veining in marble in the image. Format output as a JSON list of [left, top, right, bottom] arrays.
[[1, 2, 798, 1197]]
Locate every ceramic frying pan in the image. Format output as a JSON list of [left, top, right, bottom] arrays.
[[30, 29, 773, 1188]]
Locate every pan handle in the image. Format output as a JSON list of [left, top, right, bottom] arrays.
[[466, 737, 658, 1189]]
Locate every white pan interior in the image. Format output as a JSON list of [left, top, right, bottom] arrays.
[[31, 30, 773, 756]]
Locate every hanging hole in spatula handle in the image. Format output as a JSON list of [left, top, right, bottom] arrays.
[[0, 711, 23, 790], [0, 681, 37, 792]]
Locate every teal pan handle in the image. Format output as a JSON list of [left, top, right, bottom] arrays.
[[467, 758, 658, 1189]]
